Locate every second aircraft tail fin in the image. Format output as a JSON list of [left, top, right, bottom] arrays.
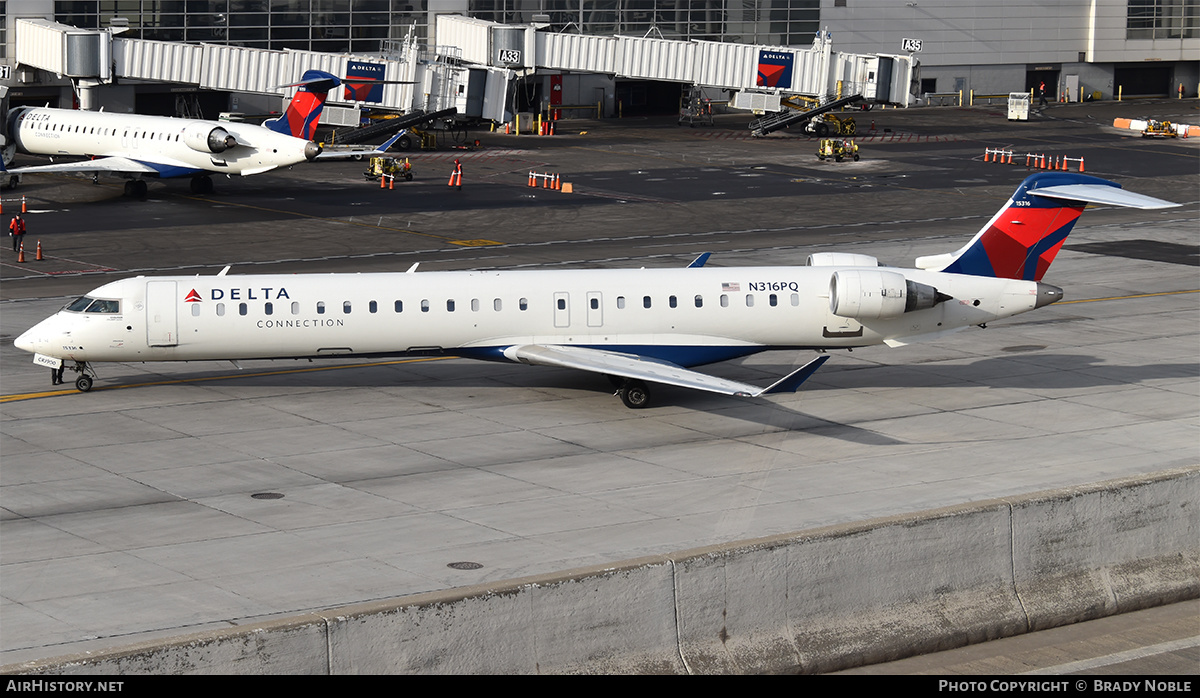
[[264, 70, 341, 141]]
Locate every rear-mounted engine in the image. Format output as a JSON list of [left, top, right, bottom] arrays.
[[182, 124, 237, 153], [829, 269, 950, 320]]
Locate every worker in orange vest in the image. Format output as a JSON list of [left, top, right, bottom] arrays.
[[9, 214, 26, 252]]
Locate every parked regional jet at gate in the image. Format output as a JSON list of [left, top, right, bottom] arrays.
[[14, 174, 1177, 407], [1, 70, 371, 196]]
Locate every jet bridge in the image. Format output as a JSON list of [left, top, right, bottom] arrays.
[[436, 15, 915, 123], [12, 19, 512, 124]]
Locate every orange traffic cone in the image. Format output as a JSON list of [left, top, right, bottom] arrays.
[[380, 174, 386, 189], [1078, 158, 1085, 173], [17, 241, 24, 263], [389, 175, 394, 190], [528, 171, 536, 187], [35, 239, 43, 261], [984, 149, 991, 162], [21, 196, 26, 214]]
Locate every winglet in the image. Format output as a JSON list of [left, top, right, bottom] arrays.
[[687, 252, 711, 268], [758, 355, 829, 395]]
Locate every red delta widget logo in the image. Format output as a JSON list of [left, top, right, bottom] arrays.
[[757, 50, 794, 89]]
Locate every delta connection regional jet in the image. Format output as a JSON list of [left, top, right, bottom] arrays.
[[1, 70, 389, 197], [14, 173, 1177, 408]]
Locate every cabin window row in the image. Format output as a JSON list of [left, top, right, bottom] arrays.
[[194, 298, 532, 317], [192, 293, 802, 317], [30, 121, 181, 142], [614, 293, 801, 309]]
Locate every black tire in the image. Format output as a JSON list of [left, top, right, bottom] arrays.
[[75, 375, 93, 392], [619, 380, 651, 409], [404, 172, 413, 181], [816, 122, 830, 137], [853, 153, 860, 161], [396, 135, 413, 151]]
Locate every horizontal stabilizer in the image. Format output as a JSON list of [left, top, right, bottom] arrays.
[[504, 344, 827, 399], [1030, 184, 1179, 209]]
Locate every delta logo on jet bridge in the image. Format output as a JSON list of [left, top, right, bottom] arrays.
[[344, 60, 385, 103], [757, 50, 794, 89]]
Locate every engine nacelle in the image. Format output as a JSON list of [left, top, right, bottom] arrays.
[[182, 124, 237, 154], [829, 270, 947, 320], [807, 253, 879, 267]]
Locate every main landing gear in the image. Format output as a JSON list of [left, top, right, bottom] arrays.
[[52, 361, 98, 392], [123, 180, 148, 198], [189, 175, 214, 194], [609, 376, 651, 409]]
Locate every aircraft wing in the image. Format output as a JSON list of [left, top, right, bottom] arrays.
[[5, 156, 163, 176], [503, 344, 828, 398]]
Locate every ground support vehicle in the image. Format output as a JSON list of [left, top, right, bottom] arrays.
[[1142, 120, 1178, 138], [817, 138, 860, 162], [364, 156, 413, 182]]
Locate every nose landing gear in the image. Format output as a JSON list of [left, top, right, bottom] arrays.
[[52, 361, 98, 392]]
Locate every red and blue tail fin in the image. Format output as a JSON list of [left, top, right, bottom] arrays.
[[265, 70, 341, 141], [918, 173, 1178, 281]]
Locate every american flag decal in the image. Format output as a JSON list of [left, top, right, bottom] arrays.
[[722, 282, 740, 292]]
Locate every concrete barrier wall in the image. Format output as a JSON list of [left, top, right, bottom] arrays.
[[7, 467, 1196, 675]]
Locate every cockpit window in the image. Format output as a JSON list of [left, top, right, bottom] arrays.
[[86, 299, 120, 313], [65, 296, 120, 314], [66, 296, 93, 312]]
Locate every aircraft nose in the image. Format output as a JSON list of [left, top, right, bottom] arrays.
[[304, 141, 322, 161], [14, 327, 38, 353]]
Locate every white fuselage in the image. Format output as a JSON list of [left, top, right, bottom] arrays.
[[15, 266, 1045, 367], [10, 107, 316, 177]]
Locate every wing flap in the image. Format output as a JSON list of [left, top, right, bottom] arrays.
[[504, 344, 826, 398]]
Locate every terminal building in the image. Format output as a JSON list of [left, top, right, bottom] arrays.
[[0, 1, 1196, 121]]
